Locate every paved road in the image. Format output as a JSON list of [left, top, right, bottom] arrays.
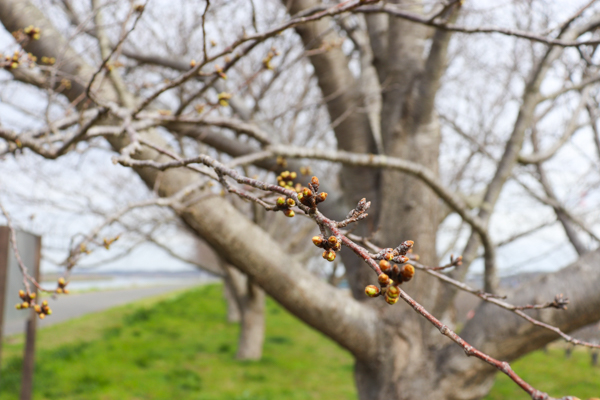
[[3, 281, 214, 336]]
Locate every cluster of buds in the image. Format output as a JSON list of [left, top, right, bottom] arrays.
[[34, 300, 52, 319], [312, 234, 342, 262], [11, 26, 41, 44], [277, 170, 297, 188], [298, 176, 327, 209], [15, 289, 36, 310], [23, 25, 41, 40], [1, 51, 38, 70], [365, 240, 416, 305], [276, 195, 296, 218], [56, 277, 70, 294]]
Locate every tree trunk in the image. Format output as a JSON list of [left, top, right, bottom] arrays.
[[236, 280, 266, 360], [223, 277, 241, 323]]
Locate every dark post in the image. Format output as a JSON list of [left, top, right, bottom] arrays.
[[0, 226, 9, 376], [20, 234, 41, 400]]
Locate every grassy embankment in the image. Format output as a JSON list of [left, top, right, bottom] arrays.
[[1, 284, 598, 399]]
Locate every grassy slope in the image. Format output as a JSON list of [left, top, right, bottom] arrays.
[[0, 284, 355, 400], [1, 284, 598, 399]]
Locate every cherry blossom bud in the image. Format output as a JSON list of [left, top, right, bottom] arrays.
[[312, 236, 325, 247], [378, 274, 390, 286], [286, 198, 296, 207], [387, 285, 400, 299], [384, 253, 394, 261], [316, 192, 328, 203], [400, 264, 415, 282], [385, 296, 399, 305], [276, 197, 286, 206], [365, 285, 380, 297], [302, 187, 313, 198], [283, 209, 295, 218], [379, 260, 391, 272], [311, 176, 319, 186]]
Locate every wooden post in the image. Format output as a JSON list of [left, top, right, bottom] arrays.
[[20, 234, 41, 400], [0, 226, 9, 377]]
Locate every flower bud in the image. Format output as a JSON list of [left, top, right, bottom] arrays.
[[58, 277, 66, 286], [364, 285, 380, 298], [322, 250, 336, 262], [281, 171, 290, 179], [34, 305, 42, 313], [276, 197, 286, 206], [297, 193, 304, 201], [63, 289, 70, 294], [22, 302, 29, 309], [39, 313, 46, 320], [29, 292, 36, 299], [387, 285, 400, 299], [42, 300, 48, 307], [385, 296, 399, 305], [316, 192, 328, 203], [286, 198, 296, 207], [379, 260, 391, 272], [378, 274, 390, 286], [56, 288, 63, 294], [384, 252, 394, 261], [302, 187, 313, 198], [400, 264, 415, 282], [328, 236, 338, 246], [283, 209, 295, 218], [311, 176, 319, 186], [312, 236, 324, 247], [333, 241, 341, 251], [46, 309, 52, 315], [19, 289, 26, 299], [15, 303, 22, 310], [290, 172, 297, 180]]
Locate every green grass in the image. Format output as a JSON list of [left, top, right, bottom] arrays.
[[485, 347, 600, 400], [1, 284, 598, 400], [0, 284, 356, 400]]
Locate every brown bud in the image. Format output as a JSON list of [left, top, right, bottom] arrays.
[[29, 292, 36, 299], [379, 260, 391, 272], [302, 187, 313, 198], [325, 250, 336, 262], [58, 277, 66, 286], [311, 176, 319, 186], [384, 253, 394, 261], [276, 197, 286, 206], [387, 285, 400, 299], [21, 302, 29, 309], [286, 198, 296, 207], [400, 264, 415, 282], [316, 192, 328, 203], [385, 295, 399, 305], [42, 300, 48, 307], [364, 285, 380, 298], [283, 209, 295, 218], [34, 305, 42, 313], [19, 289, 26, 299], [312, 236, 324, 247], [328, 236, 338, 246], [333, 241, 342, 251], [378, 274, 390, 286]]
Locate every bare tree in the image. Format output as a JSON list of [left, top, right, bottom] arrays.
[[1, 1, 600, 399]]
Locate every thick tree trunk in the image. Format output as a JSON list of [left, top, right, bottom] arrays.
[[235, 281, 266, 360]]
